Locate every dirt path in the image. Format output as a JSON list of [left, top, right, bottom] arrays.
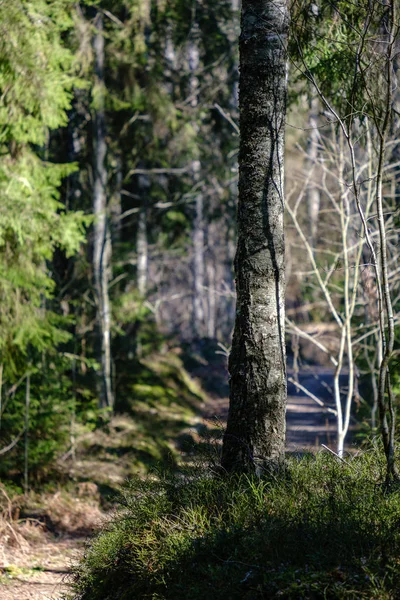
[[0, 366, 352, 600], [286, 367, 343, 451], [203, 367, 355, 453], [0, 535, 85, 600]]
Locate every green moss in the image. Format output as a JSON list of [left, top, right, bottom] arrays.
[[1, 565, 44, 579], [117, 351, 205, 413], [73, 351, 206, 485], [131, 384, 178, 407]]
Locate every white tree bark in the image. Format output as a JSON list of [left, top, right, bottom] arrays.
[[189, 34, 206, 339], [221, 0, 289, 474], [306, 98, 321, 248], [137, 204, 148, 296], [206, 223, 217, 339], [93, 12, 113, 410]]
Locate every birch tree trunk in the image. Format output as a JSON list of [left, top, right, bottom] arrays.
[[189, 32, 206, 339], [221, 0, 289, 475], [192, 188, 205, 337], [110, 154, 122, 243], [206, 222, 217, 339], [306, 98, 320, 249], [137, 205, 148, 296], [93, 12, 114, 410]]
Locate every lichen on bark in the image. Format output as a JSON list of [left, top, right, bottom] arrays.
[[221, 0, 289, 475]]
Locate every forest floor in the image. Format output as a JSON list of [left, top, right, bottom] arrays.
[[0, 357, 349, 600], [0, 485, 103, 599], [0, 535, 83, 600], [203, 366, 356, 452]]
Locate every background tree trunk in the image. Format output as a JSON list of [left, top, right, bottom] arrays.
[[110, 154, 122, 243], [192, 189, 205, 337], [206, 222, 217, 339], [93, 12, 114, 410], [221, 0, 289, 475], [189, 32, 206, 339], [306, 98, 321, 249], [137, 204, 148, 296]]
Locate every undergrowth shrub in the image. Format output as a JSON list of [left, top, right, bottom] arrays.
[[71, 450, 400, 599]]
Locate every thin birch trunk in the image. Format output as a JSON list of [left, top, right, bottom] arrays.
[[93, 12, 114, 410], [137, 204, 148, 296], [24, 374, 30, 496], [189, 32, 206, 339], [306, 98, 321, 249], [221, 0, 289, 474], [374, 0, 398, 478], [111, 155, 122, 243], [70, 357, 77, 464], [193, 190, 205, 337], [207, 255, 217, 338]]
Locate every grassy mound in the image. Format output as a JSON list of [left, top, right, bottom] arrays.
[[71, 449, 400, 599]]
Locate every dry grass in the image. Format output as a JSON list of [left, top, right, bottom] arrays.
[[43, 491, 103, 536], [0, 481, 103, 548], [0, 483, 102, 600]]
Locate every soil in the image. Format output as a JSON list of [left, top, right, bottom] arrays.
[[0, 535, 85, 600]]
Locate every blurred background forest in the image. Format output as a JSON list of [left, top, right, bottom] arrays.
[[1, 0, 399, 492]]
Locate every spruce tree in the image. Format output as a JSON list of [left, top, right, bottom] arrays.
[[0, 0, 86, 474]]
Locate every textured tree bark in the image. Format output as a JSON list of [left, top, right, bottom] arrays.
[[221, 0, 289, 475], [93, 12, 114, 410]]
